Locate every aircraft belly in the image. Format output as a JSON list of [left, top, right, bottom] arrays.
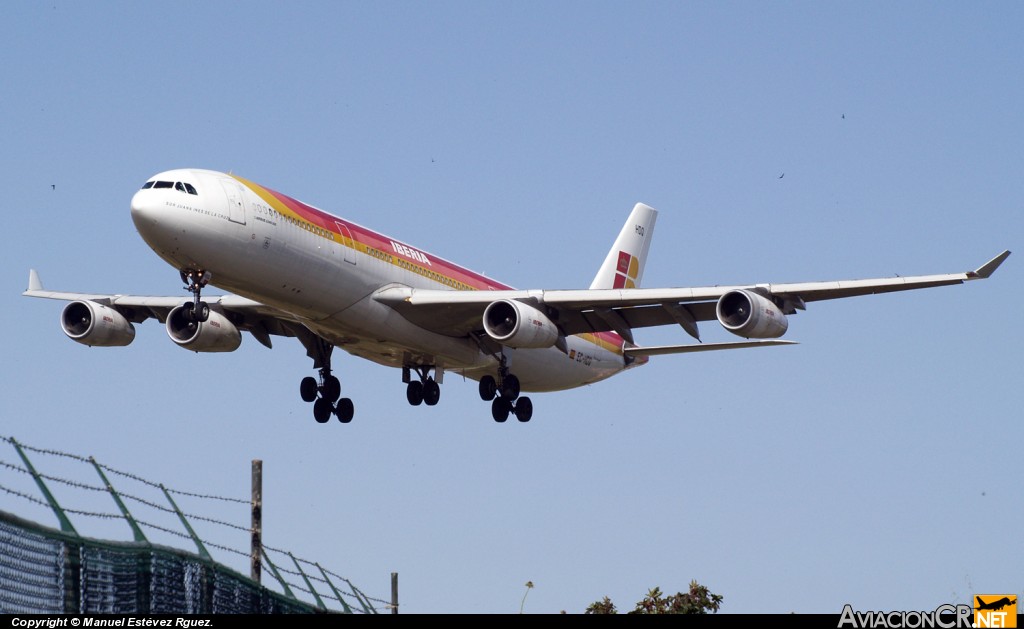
[[506, 340, 626, 392], [308, 293, 487, 369]]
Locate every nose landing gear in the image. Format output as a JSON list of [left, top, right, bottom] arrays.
[[180, 269, 211, 323]]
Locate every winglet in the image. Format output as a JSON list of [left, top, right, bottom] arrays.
[[28, 269, 43, 292], [968, 250, 1011, 279]]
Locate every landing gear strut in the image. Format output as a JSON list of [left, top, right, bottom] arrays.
[[299, 339, 354, 423], [478, 359, 532, 423], [180, 269, 211, 323], [404, 365, 441, 407]]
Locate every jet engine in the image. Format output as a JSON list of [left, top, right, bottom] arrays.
[[716, 289, 789, 339], [483, 299, 559, 348], [61, 301, 136, 347], [166, 305, 242, 352]]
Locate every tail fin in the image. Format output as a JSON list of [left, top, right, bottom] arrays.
[[590, 203, 658, 289]]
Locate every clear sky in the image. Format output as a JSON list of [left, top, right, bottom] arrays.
[[2, 1, 1021, 614]]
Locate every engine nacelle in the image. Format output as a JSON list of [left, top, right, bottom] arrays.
[[61, 301, 136, 347], [483, 299, 560, 349], [166, 305, 242, 352], [716, 289, 789, 339]]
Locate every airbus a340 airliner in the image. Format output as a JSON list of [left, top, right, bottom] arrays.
[[25, 169, 1009, 424]]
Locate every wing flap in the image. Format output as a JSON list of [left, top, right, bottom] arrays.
[[624, 340, 798, 356]]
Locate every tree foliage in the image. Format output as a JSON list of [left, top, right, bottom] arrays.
[[585, 581, 723, 615]]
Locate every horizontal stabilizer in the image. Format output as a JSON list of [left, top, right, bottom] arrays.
[[624, 340, 798, 357]]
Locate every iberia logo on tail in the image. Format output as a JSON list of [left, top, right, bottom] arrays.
[[613, 251, 640, 289]]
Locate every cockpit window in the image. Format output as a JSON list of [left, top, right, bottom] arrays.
[[141, 179, 199, 194]]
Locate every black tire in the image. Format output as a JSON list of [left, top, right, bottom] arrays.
[[313, 398, 333, 423], [406, 380, 424, 406], [500, 374, 520, 400], [478, 375, 497, 401], [300, 377, 318, 403], [423, 379, 441, 406], [181, 302, 196, 322], [197, 301, 210, 323], [491, 397, 511, 423], [515, 397, 533, 423], [323, 375, 342, 402], [335, 398, 354, 423]]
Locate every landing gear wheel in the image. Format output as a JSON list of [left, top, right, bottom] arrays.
[[423, 379, 441, 406], [335, 398, 354, 423], [313, 398, 333, 423], [406, 380, 424, 406], [491, 397, 512, 423], [514, 397, 533, 422], [300, 377, 318, 403], [479, 375, 497, 401], [322, 375, 341, 402], [500, 374, 521, 400], [196, 301, 210, 323]]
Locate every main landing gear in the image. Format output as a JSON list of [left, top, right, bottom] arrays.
[[299, 341, 354, 424], [478, 363, 533, 423], [404, 365, 441, 407], [180, 269, 211, 323]]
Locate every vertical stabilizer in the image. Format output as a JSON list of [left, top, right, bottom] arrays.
[[589, 203, 658, 289]]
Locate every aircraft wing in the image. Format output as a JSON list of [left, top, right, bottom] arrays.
[[23, 269, 301, 348], [374, 250, 1010, 340]]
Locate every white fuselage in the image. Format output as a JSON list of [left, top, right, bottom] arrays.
[[129, 169, 634, 392]]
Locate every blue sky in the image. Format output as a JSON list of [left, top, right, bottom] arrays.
[[2, 1, 1021, 614]]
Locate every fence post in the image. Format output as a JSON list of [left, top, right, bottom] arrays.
[[159, 484, 211, 561], [251, 459, 262, 584], [391, 572, 398, 614], [89, 457, 148, 543], [9, 437, 78, 536]]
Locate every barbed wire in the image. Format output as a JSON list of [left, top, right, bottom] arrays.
[[2, 435, 90, 463], [2, 457, 249, 534], [1, 457, 109, 493], [1, 435, 248, 505], [1, 434, 382, 612], [259, 548, 378, 609], [0, 482, 52, 509]]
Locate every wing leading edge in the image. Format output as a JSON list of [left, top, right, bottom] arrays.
[[373, 250, 1011, 340], [23, 269, 299, 348]]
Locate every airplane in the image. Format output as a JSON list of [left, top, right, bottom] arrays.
[[975, 596, 1016, 612], [24, 168, 1010, 425]]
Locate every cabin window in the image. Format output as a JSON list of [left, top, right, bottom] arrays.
[[141, 181, 155, 189], [184, 183, 198, 195], [153, 181, 174, 189]]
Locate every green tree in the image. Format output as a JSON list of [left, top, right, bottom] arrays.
[[585, 581, 723, 614]]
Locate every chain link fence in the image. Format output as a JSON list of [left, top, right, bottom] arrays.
[[0, 436, 386, 614]]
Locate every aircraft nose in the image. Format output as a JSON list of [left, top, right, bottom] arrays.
[[130, 188, 175, 248], [130, 189, 158, 223]]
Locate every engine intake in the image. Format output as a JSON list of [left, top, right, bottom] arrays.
[[716, 289, 789, 339], [61, 301, 136, 347], [483, 299, 559, 348], [166, 305, 242, 352]]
